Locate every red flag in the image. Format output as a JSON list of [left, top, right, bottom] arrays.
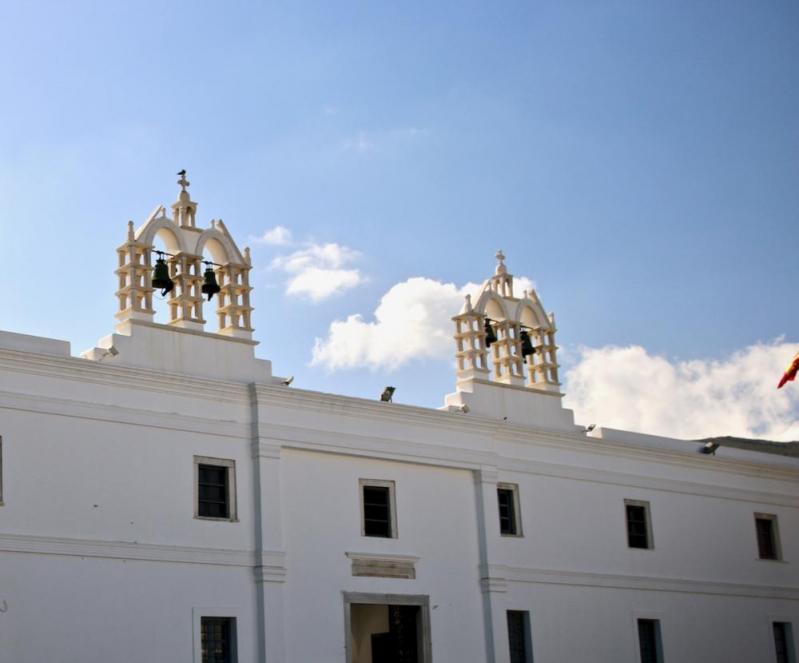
[[777, 352, 799, 389]]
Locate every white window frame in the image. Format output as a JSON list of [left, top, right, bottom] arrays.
[[192, 607, 240, 663], [755, 512, 783, 561], [359, 479, 397, 538], [497, 483, 523, 537], [0, 435, 4, 506], [194, 456, 238, 522], [624, 499, 654, 550]]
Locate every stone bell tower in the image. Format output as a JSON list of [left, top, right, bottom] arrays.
[[83, 173, 276, 384], [114, 172, 253, 337], [444, 251, 576, 431]]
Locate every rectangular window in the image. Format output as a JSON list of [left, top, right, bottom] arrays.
[[756, 514, 781, 560], [360, 479, 396, 538], [0, 435, 3, 505], [637, 619, 663, 663], [626, 500, 652, 549], [498, 484, 522, 536], [194, 456, 237, 521], [774, 622, 795, 663], [507, 610, 533, 663], [201, 616, 236, 663]]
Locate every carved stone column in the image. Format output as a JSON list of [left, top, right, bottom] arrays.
[[167, 253, 204, 329], [453, 295, 489, 382], [115, 221, 155, 323], [491, 320, 525, 386]]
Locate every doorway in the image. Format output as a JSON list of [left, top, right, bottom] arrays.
[[344, 593, 431, 663]]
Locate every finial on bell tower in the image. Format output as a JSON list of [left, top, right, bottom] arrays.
[[177, 169, 189, 191], [172, 169, 198, 228], [495, 249, 507, 275], [489, 249, 513, 298]]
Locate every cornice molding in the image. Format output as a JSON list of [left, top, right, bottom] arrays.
[[489, 564, 799, 601], [499, 458, 799, 508], [0, 348, 250, 404], [0, 389, 248, 440], [0, 532, 285, 569], [259, 421, 495, 470], [252, 385, 799, 481], [257, 422, 799, 508]]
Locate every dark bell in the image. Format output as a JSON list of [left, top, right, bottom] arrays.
[[484, 319, 498, 348], [520, 330, 535, 358], [152, 257, 173, 296], [201, 266, 221, 301]]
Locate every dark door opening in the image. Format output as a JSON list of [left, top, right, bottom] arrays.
[[351, 603, 422, 663]]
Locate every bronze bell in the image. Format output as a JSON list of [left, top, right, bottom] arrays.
[[152, 257, 173, 296], [201, 266, 221, 301], [520, 329, 535, 358], [484, 318, 498, 348]]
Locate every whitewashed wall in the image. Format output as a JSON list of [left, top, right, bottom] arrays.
[[0, 328, 797, 663]]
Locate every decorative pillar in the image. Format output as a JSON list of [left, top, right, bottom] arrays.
[[215, 260, 254, 338], [453, 294, 489, 382], [171, 172, 198, 228], [473, 467, 510, 663], [491, 320, 525, 386], [525, 318, 560, 390], [167, 253, 205, 329], [115, 221, 155, 323]]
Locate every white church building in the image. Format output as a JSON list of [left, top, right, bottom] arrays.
[[0, 176, 797, 663]]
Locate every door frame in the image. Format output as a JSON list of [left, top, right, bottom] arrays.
[[343, 592, 433, 663]]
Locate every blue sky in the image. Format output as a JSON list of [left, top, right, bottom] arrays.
[[1, 1, 797, 438]]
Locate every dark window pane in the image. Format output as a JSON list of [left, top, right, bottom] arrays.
[[773, 622, 791, 663], [199, 464, 229, 519], [363, 486, 391, 537], [507, 611, 529, 663], [627, 504, 649, 549], [638, 619, 661, 663], [498, 488, 517, 535], [202, 617, 234, 663], [757, 518, 777, 560]]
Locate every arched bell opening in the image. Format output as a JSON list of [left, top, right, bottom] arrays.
[[518, 302, 559, 388], [517, 304, 541, 385], [482, 297, 503, 375], [195, 234, 253, 336], [480, 295, 524, 384], [149, 229, 181, 325], [198, 236, 226, 308], [140, 224, 205, 330]]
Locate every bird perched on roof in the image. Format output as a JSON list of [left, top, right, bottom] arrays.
[[177, 169, 186, 177]]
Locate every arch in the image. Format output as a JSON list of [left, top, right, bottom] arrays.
[[513, 299, 552, 331], [194, 227, 244, 265], [135, 217, 187, 254], [473, 286, 512, 321]]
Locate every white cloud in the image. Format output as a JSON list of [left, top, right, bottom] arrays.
[[272, 242, 364, 302], [286, 267, 362, 301], [311, 275, 535, 371], [562, 342, 799, 441], [253, 226, 292, 246]]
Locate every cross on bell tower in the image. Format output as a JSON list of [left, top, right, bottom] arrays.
[[172, 169, 198, 228]]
